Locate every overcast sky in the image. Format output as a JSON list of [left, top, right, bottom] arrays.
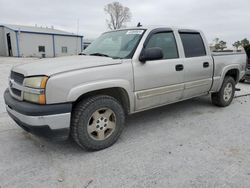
[[0, 0, 249, 47]]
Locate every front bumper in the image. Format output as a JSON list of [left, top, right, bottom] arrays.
[[4, 89, 72, 140]]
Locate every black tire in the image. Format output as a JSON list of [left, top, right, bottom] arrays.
[[239, 79, 245, 83], [71, 95, 125, 151], [211, 76, 236, 107]]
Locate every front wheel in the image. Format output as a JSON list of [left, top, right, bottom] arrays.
[[71, 95, 125, 151], [211, 76, 236, 107]]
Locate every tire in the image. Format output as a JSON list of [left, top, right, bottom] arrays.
[[71, 95, 125, 151], [239, 79, 245, 83], [211, 76, 236, 107]]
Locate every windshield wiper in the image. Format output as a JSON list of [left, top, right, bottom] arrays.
[[89, 53, 110, 57]]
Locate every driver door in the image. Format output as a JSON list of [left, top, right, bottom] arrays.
[[133, 30, 185, 110]]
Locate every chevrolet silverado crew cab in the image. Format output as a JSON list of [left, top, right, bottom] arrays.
[[4, 26, 247, 150]]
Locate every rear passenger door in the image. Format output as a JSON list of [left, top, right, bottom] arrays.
[[179, 31, 213, 98]]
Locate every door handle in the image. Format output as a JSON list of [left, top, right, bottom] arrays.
[[175, 64, 184, 71], [203, 62, 209, 68]]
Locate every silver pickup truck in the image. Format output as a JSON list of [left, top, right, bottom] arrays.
[[4, 26, 247, 150]]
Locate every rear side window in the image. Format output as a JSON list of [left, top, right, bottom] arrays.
[[179, 33, 206, 58], [145, 32, 179, 59]]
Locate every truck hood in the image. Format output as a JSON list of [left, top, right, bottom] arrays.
[[12, 55, 122, 77]]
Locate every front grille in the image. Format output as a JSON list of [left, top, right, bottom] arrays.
[[9, 71, 24, 99], [11, 88, 21, 97], [10, 71, 24, 84]]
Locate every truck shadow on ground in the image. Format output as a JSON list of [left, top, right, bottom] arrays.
[[126, 96, 213, 128], [241, 81, 250, 85], [28, 96, 215, 154]]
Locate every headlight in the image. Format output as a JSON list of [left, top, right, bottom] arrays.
[[23, 76, 48, 104], [24, 76, 48, 89]]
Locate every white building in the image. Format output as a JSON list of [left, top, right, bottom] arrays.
[[0, 24, 83, 58]]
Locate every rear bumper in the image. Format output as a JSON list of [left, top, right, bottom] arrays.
[[4, 89, 72, 140]]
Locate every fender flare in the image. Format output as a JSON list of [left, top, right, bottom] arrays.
[[217, 64, 240, 90], [67, 79, 134, 112]]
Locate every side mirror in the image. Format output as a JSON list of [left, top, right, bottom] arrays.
[[139, 47, 163, 62]]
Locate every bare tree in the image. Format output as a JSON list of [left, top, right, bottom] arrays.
[[104, 2, 131, 30]]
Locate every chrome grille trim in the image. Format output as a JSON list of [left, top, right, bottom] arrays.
[[10, 71, 24, 85], [10, 79, 44, 95], [9, 71, 45, 101], [11, 88, 21, 96], [9, 80, 22, 101]]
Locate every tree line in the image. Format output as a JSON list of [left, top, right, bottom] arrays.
[[212, 38, 250, 51]]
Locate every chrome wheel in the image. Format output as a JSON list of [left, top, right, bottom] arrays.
[[223, 83, 233, 102], [87, 108, 116, 141]]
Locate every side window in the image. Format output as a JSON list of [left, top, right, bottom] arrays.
[[179, 33, 206, 58], [38, 46, 45, 52], [145, 32, 179, 59]]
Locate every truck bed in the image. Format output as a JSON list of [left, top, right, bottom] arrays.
[[212, 51, 246, 75], [210, 51, 247, 91]]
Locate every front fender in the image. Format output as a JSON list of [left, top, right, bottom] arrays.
[[67, 79, 134, 112]]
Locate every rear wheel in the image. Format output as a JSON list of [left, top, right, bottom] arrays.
[[211, 76, 235, 107], [239, 79, 245, 83], [71, 95, 125, 151]]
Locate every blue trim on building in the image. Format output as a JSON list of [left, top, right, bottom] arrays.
[[1, 25, 84, 57], [80, 36, 83, 51], [15, 31, 20, 57], [52, 34, 56, 57]]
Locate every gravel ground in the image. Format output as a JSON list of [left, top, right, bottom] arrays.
[[0, 57, 250, 188]]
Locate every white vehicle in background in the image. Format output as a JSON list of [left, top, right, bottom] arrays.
[[4, 26, 247, 150]]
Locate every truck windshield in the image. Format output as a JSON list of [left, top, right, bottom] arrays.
[[83, 29, 145, 59]]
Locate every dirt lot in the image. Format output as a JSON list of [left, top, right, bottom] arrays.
[[1, 57, 250, 188]]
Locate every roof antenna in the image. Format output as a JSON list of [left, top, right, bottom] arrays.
[[137, 22, 142, 27]]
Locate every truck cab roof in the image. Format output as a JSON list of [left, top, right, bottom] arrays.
[[106, 25, 202, 34]]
